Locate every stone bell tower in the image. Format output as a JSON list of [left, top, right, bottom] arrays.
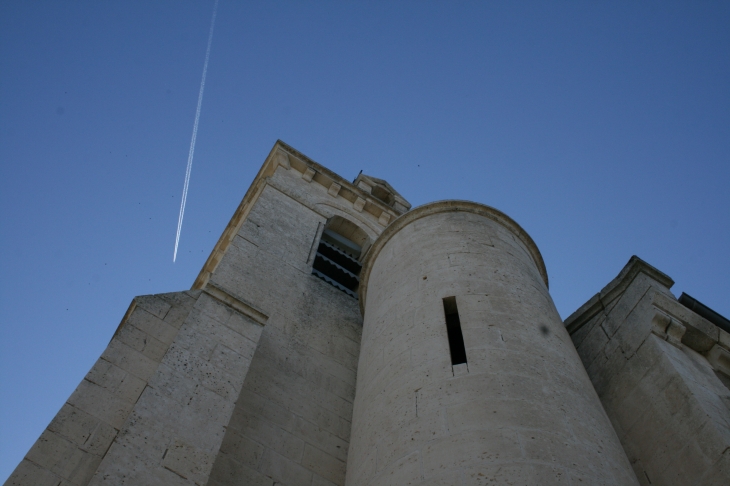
[[9, 140, 730, 486]]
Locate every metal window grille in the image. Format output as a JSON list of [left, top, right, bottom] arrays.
[[312, 230, 362, 298]]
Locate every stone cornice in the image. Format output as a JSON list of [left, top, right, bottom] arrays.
[[357, 200, 549, 315], [192, 140, 404, 290], [564, 255, 675, 335], [203, 282, 268, 326]]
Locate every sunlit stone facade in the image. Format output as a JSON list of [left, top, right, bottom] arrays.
[[7, 141, 730, 486]]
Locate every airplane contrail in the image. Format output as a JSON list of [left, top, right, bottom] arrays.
[[174, 0, 219, 262]]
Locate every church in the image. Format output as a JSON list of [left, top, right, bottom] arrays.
[[7, 141, 730, 485]]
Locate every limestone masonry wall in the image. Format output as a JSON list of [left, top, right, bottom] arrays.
[[8, 288, 266, 485], [568, 258, 730, 485], [204, 161, 388, 486], [8, 141, 729, 486]]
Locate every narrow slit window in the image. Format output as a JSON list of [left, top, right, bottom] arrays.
[[443, 296, 467, 365]]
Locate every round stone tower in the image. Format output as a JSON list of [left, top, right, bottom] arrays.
[[346, 201, 638, 485]]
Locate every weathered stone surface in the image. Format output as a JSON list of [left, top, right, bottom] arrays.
[[5, 459, 66, 486], [568, 257, 730, 486], [88, 289, 265, 485], [9, 142, 727, 486], [161, 439, 215, 485], [349, 204, 637, 486]]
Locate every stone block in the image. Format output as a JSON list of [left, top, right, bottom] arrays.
[[275, 151, 291, 169], [372, 450, 421, 486], [147, 363, 198, 406], [328, 182, 341, 197], [161, 438, 215, 485], [243, 357, 354, 425], [301, 444, 346, 485], [130, 386, 227, 455], [134, 295, 172, 320], [374, 410, 446, 471], [126, 307, 179, 345], [162, 344, 239, 400], [259, 449, 313, 485], [292, 415, 349, 462], [232, 388, 297, 434], [25, 429, 102, 485], [653, 291, 719, 352], [378, 212, 391, 226], [421, 429, 522, 478], [197, 293, 234, 325], [163, 302, 195, 330], [84, 359, 146, 404], [225, 311, 264, 343], [208, 454, 274, 486], [186, 311, 258, 362], [303, 167, 316, 182], [232, 411, 304, 462], [353, 197, 366, 212], [101, 339, 159, 381], [187, 382, 236, 427], [5, 459, 64, 486], [48, 403, 117, 456], [600, 275, 654, 339], [463, 463, 561, 486], [707, 344, 730, 377], [219, 430, 265, 468], [570, 312, 602, 349], [84, 358, 127, 391], [67, 379, 137, 430], [312, 473, 339, 486], [452, 363, 469, 377], [88, 433, 189, 486], [116, 324, 168, 362], [720, 329, 730, 351], [445, 398, 564, 436], [210, 343, 256, 376], [576, 319, 610, 367], [172, 320, 219, 361]]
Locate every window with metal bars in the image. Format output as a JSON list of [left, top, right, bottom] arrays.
[[312, 229, 362, 298]]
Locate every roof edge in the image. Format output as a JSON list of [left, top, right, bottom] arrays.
[[564, 255, 675, 335], [358, 200, 548, 315]]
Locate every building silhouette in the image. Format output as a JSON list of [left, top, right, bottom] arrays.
[[7, 141, 730, 485]]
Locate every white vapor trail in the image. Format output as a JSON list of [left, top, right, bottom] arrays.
[[174, 0, 219, 262]]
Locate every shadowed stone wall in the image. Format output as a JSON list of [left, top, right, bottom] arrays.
[[202, 149, 403, 486], [567, 257, 730, 485]]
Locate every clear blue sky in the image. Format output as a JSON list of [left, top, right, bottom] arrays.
[[1, 1, 728, 480]]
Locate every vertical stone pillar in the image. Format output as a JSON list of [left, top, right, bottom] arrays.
[[346, 201, 638, 485]]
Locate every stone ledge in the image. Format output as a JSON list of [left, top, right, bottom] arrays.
[[652, 291, 719, 353], [565, 256, 674, 335], [203, 282, 268, 326]]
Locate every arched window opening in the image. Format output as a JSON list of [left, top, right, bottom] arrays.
[[311, 217, 368, 299]]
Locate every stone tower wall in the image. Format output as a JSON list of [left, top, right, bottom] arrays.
[[567, 257, 730, 485], [203, 148, 400, 486], [5, 142, 405, 486], [346, 202, 638, 485]]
